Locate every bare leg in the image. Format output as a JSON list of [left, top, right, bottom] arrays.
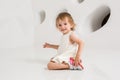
[[47, 61, 70, 70]]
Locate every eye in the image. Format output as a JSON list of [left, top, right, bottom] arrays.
[[64, 23, 67, 25], [58, 24, 62, 27]]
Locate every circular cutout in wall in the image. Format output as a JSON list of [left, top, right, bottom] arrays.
[[39, 10, 46, 24], [58, 9, 68, 13], [71, 0, 84, 4], [83, 5, 111, 34], [78, 0, 84, 3]]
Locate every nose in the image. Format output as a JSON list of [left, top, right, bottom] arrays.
[[61, 25, 65, 29]]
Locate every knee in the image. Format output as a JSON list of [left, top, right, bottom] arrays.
[[47, 62, 53, 70]]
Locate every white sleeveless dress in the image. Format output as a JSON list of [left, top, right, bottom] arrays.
[[52, 31, 78, 64]]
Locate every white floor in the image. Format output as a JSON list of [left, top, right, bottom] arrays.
[[0, 0, 120, 80], [0, 47, 120, 80]]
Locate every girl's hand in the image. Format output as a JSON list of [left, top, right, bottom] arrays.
[[74, 56, 81, 67], [43, 42, 51, 48]]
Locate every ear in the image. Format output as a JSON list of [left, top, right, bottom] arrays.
[[70, 24, 74, 30]]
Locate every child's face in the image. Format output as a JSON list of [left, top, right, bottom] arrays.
[[57, 18, 72, 34]]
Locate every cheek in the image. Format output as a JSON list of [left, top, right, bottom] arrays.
[[57, 27, 62, 31], [66, 26, 71, 30]]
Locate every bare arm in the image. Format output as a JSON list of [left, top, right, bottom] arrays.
[[70, 32, 84, 66], [43, 42, 59, 50]]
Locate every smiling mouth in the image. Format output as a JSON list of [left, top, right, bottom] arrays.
[[61, 29, 66, 31]]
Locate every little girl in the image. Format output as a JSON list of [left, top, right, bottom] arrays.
[[43, 12, 84, 70]]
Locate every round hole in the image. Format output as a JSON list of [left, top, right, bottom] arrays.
[[39, 10, 46, 24], [101, 13, 110, 27], [71, 0, 84, 4], [59, 9, 68, 13], [83, 5, 111, 34], [77, 0, 84, 3]]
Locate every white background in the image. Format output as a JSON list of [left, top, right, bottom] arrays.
[[0, 0, 120, 80]]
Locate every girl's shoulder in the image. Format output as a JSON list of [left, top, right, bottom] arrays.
[[69, 30, 85, 41], [69, 31, 78, 37]]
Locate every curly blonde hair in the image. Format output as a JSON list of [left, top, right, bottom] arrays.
[[56, 12, 76, 31]]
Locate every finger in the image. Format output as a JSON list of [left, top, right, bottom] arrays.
[[75, 62, 78, 66], [43, 44, 45, 48], [43, 44, 46, 48], [43, 43, 46, 47]]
